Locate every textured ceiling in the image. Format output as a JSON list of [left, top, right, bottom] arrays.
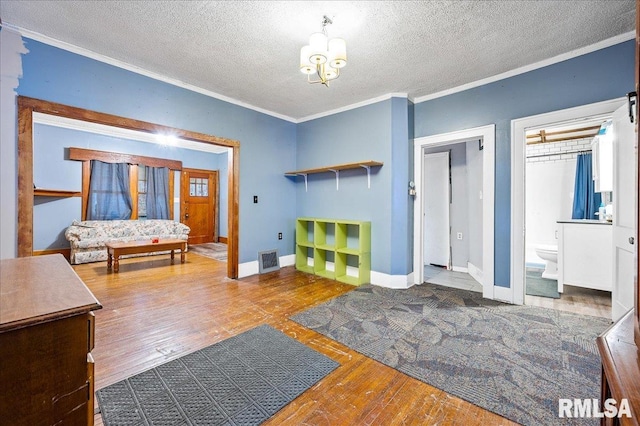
[[0, 1, 636, 121]]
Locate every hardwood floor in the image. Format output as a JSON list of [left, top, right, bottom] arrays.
[[76, 253, 516, 425], [425, 265, 612, 319], [525, 285, 612, 319]]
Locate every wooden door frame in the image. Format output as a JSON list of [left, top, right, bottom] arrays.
[[17, 96, 240, 279], [635, 0, 640, 349], [180, 168, 219, 244]]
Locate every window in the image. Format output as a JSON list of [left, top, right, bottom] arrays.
[[190, 177, 209, 197], [87, 160, 133, 220], [69, 148, 180, 221], [138, 165, 148, 219]]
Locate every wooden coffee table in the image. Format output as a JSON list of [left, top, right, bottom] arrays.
[[106, 239, 187, 272]]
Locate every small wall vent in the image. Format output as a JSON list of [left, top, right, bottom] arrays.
[[258, 249, 280, 274]]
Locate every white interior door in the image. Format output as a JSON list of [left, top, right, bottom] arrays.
[[423, 152, 450, 268], [612, 102, 637, 321]]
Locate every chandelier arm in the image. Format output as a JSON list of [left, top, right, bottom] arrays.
[[306, 74, 323, 84], [316, 63, 327, 84]]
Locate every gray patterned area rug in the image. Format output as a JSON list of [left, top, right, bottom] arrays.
[[291, 283, 611, 426], [96, 325, 338, 425]]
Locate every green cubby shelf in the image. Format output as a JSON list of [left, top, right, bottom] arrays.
[[295, 217, 371, 286]]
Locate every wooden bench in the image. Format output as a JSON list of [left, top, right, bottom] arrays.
[[106, 239, 187, 272]]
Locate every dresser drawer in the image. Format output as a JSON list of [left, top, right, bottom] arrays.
[[1, 314, 91, 424]]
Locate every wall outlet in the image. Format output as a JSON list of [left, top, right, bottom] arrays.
[[457, 232, 463, 240], [278, 232, 282, 240], [253, 195, 258, 203]]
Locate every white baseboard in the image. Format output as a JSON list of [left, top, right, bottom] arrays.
[[280, 254, 295, 267], [238, 261, 259, 278], [452, 265, 469, 273], [238, 254, 295, 278], [239, 259, 415, 291], [467, 262, 483, 286], [493, 285, 513, 304], [370, 271, 414, 289]]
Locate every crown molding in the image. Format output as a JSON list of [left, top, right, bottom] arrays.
[[5, 22, 633, 123], [414, 31, 636, 104], [296, 93, 410, 123], [9, 23, 410, 124], [4, 23, 299, 123]]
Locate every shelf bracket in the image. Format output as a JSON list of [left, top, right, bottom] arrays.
[[360, 165, 372, 189], [328, 169, 339, 190], [297, 173, 308, 192]]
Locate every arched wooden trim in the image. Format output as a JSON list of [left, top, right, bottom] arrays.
[[17, 95, 240, 279]]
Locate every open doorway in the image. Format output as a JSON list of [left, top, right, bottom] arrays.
[[413, 124, 495, 300], [17, 96, 240, 278], [511, 97, 626, 317], [523, 119, 612, 318], [181, 167, 229, 263], [420, 144, 481, 293]]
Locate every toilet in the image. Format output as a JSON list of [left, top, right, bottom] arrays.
[[535, 244, 558, 280]]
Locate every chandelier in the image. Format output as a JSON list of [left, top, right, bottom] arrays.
[[299, 15, 347, 87]]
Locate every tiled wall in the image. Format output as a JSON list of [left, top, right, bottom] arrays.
[[525, 137, 593, 163]]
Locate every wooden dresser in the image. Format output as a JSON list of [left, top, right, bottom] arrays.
[[0, 254, 102, 425], [597, 309, 640, 425]]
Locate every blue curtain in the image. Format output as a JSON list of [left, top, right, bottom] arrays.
[[87, 161, 132, 220], [145, 166, 170, 219], [571, 153, 601, 220]]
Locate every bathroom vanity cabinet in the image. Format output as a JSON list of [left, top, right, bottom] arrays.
[[557, 220, 612, 293]]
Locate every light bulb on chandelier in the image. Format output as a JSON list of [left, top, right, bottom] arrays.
[[299, 15, 347, 87]]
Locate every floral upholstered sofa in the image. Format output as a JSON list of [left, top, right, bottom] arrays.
[[65, 219, 190, 264]]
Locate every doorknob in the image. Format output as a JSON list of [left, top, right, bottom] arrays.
[[185, 213, 189, 219], [629, 237, 635, 245]]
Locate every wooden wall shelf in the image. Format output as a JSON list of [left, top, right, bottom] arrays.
[[285, 160, 383, 191], [34, 189, 81, 197]]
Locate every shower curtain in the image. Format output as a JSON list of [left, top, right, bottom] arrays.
[[571, 152, 601, 220]]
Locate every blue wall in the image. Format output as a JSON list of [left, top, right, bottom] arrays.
[[294, 96, 413, 276], [18, 38, 297, 263], [295, 100, 394, 274], [7, 33, 635, 283], [390, 97, 413, 274], [414, 40, 635, 287]]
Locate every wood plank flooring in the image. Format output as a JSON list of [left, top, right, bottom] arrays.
[[75, 253, 516, 425], [525, 285, 612, 319], [425, 264, 612, 319]]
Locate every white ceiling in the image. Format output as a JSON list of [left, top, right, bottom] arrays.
[[0, 1, 636, 122]]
